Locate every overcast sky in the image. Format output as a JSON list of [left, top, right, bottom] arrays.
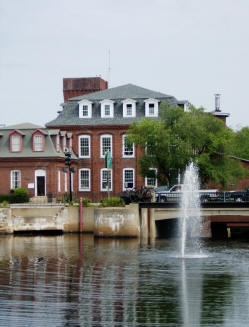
[[1, 0, 249, 130]]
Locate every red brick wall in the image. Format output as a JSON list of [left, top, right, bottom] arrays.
[[63, 77, 108, 102], [69, 125, 146, 201]]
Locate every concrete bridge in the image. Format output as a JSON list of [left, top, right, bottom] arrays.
[[139, 202, 249, 240]]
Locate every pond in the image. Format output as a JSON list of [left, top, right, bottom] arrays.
[[0, 234, 249, 326]]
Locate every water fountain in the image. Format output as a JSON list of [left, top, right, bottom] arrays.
[[179, 162, 202, 258]]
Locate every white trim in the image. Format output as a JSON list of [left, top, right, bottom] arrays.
[[10, 170, 21, 189], [123, 168, 135, 190], [78, 135, 91, 158], [100, 99, 114, 118], [144, 98, 159, 117], [122, 135, 134, 158], [78, 99, 92, 118], [145, 168, 158, 187], [101, 168, 112, 191], [79, 168, 91, 191], [100, 134, 112, 158], [58, 170, 61, 192], [122, 98, 136, 117]]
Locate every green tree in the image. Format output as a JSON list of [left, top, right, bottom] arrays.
[[231, 127, 249, 160], [126, 104, 244, 187]]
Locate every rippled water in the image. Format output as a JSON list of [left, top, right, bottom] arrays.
[[0, 235, 249, 326]]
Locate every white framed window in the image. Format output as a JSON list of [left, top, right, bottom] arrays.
[[58, 170, 61, 192], [78, 99, 92, 118], [122, 98, 136, 117], [79, 135, 91, 158], [11, 170, 21, 189], [145, 168, 157, 187], [101, 168, 112, 191], [33, 134, 44, 151], [79, 169, 91, 191], [122, 135, 134, 157], [11, 134, 22, 152], [145, 98, 159, 117], [100, 134, 112, 158], [123, 168, 135, 190], [100, 99, 114, 118], [64, 172, 67, 192]]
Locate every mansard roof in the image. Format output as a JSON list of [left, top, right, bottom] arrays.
[[0, 123, 70, 159], [46, 83, 183, 127]]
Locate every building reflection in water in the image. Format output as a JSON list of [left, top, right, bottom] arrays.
[[0, 235, 247, 326]]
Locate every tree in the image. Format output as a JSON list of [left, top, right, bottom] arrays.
[[126, 104, 245, 187], [231, 127, 249, 160]]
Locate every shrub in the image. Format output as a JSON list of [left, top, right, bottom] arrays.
[[99, 197, 125, 207], [11, 187, 29, 203], [0, 200, 9, 207]]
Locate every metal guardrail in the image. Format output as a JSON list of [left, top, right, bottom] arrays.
[[155, 191, 249, 203]]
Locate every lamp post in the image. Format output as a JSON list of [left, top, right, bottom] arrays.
[[65, 151, 72, 202]]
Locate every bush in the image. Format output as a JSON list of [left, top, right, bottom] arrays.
[[0, 188, 29, 204], [99, 197, 125, 207], [12, 188, 29, 203]]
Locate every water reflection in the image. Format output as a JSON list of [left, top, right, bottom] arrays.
[[0, 235, 249, 326]]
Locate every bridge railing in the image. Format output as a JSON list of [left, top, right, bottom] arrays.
[[155, 191, 249, 203]]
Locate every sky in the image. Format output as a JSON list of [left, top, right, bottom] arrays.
[[1, 0, 249, 130]]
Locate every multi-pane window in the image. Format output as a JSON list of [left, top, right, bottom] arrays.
[[100, 100, 114, 118], [82, 105, 89, 117], [126, 104, 132, 116], [122, 99, 136, 117], [11, 170, 21, 189], [149, 103, 155, 115], [79, 135, 90, 158], [101, 135, 112, 157], [104, 104, 110, 116], [11, 135, 22, 152], [145, 168, 157, 187], [122, 135, 134, 157], [145, 98, 159, 117], [123, 168, 134, 190], [79, 100, 92, 118], [79, 169, 90, 191], [101, 169, 112, 191], [33, 135, 43, 151]]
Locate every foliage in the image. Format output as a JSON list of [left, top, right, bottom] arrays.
[[81, 198, 91, 207], [99, 197, 125, 207], [230, 127, 249, 160], [0, 188, 29, 203], [126, 104, 245, 187], [0, 200, 9, 207]]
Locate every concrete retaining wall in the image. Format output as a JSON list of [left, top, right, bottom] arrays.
[[0, 204, 140, 237], [94, 204, 139, 237]]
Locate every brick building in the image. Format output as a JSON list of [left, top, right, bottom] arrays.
[[47, 82, 188, 201], [0, 123, 76, 201]]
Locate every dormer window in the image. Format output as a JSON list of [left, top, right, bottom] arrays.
[[79, 99, 92, 118], [100, 99, 114, 118], [122, 99, 136, 117], [32, 130, 45, 152], [10, 130, 24, 152], [145, 98, 159, 117]]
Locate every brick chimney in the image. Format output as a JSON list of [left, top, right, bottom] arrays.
[[63, 77, 108, 102]]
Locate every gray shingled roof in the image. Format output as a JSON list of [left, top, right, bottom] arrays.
[[46, 83, 181, 127], [0, 125, 65, 158], [70, 83, 175, 101]]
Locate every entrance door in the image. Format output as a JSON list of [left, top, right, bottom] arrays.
[[35, 169, 46, 196], [37, 176, 45, 196]]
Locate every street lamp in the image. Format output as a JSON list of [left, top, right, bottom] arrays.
[[64, 151, 73, 202]]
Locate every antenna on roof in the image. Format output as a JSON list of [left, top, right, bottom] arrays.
[[107, 49, 111, 87]]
